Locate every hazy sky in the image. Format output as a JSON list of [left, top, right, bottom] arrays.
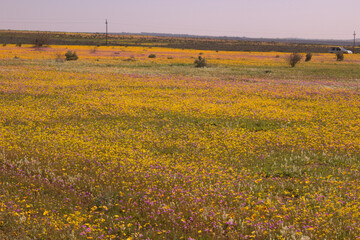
[[1, 0, 359, 39]]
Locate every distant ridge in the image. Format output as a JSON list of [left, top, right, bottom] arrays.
[[1, 30, 358, 53], [114, 32, 357, 46]]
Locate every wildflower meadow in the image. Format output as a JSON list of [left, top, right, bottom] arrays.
[[0, 44, 359, 239]]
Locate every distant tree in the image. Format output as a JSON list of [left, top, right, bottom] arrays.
[[305, 53, 312, 62], [33, 33, 49, 47], [194, 55, 207, 68], [288, 53, 302, 67], [336, 52, 344, 61], [65, 51, 78, 61]]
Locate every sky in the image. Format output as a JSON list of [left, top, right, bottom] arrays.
[[1, 0, 359, 40]]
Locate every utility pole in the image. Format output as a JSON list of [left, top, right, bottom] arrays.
[[353, 31, 356, 53], [105, 19, 108, 46]]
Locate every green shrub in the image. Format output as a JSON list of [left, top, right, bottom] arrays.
[[194, 55, 207, 68], [336, 52, 344, 61], [65, 51, 78, 61], [305, 53, 312, 62], [2, 43, 6, 47], [33, 33, 49, 47], [288, 53, 302, 67], [148, 54, 156, 58], [16, 43, 22, 47]]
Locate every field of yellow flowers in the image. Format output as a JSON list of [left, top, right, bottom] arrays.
[[0, 44, 360, 239]]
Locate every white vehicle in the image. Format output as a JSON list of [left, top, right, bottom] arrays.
[[328, 47, 353, 54]]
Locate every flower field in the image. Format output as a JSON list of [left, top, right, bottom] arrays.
[[0, 44, 360, 239]]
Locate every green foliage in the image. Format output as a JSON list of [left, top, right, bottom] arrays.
[[16, 43, 22, 47], [288, 52, 302, 67], [336, 52, 344, 61], [305, 53, 312, 62], [65, 51, 78, 61], [33, 33, 49, 47], [194, 55, 207, 68], [148, 54, 156, 58], [0, 30, 349, 53]]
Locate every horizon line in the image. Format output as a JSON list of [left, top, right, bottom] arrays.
[[0, 28, 358, 44]]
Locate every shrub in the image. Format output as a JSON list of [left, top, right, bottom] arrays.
[[336, 52, 344, 61], [148, 54, 156, 58], [65, 51, 78, 61], [305, 53, 312, 62], [2, 43, 6, 47], [16, 43, 22, 47], [288, 53, 302, 67], [33, 33, 49, 47], [194, 55, 207, 68]]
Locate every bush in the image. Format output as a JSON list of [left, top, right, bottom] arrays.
[[288, 53, 302, 67], [336, 52, 344, 61], [16, 43, 22, 47], [305, 53, 312, 62], [148, 54, 156, 58], [194, 55, 207, 68], [65, 51, 78, 61], [33, 33, 49, 47], [2, 43, 6, 47]]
